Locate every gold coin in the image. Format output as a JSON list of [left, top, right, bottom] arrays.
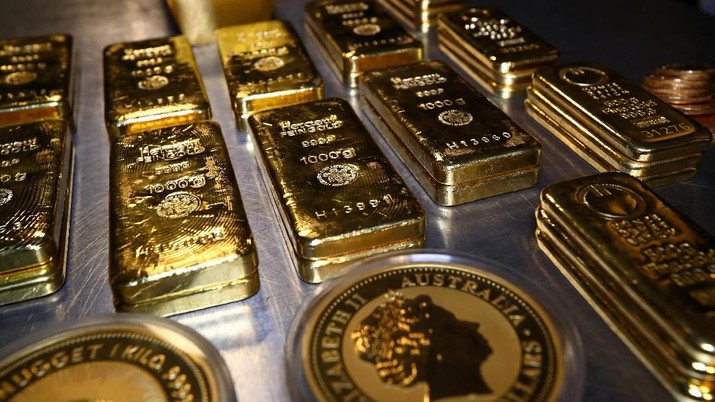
[[0, 315, 235, 402], [642, 74, 710, 90], [288, 251, 581, 401], [673, 100, 715, 115], [654, 64, 715, 81]]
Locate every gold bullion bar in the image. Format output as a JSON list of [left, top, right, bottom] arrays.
[[103, 36, 211, 138], [540, 172, 715, 367], [438, 8, 558, 85], [216, 20, 324, 131], [360, 60, 540, 188], [0, 35, 74, 127], [0, 120, 73, 306], [109, 121, 258, 316], [379, 0, 464, 33], [304, 0, 423, 88], [248, 98, 425, 282], [531, 62, 712, 162]]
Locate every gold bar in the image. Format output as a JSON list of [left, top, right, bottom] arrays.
[[109, 121, 258, 316], [531, 62, 712, 162], [216, 21, 325, 131], [103, 36, 211, 138], [539, 172, 715, 368], [304, 0, 423, 87], [359, 60, 540, 204], [379, 0, 464, 33], [248, 98, 425, 282], [0, 120, 73, 306], [0, 35, 74, 127]]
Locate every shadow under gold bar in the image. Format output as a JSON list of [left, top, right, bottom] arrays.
[[538, 173, 715, 374], [103, 36, 211, 138], [360, 60, 541, 205], [216, 20, 324, 131], [531, 62, 712, 163], [0, 35, 75, 127], [0, 120, 73, 306], [304, 0, 423, 88], [379, 0, 464, 34], [248, 98, 424, 283], [109, 121, 258, 316]]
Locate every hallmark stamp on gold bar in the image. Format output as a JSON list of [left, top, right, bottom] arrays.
[[0, 120, 73, 306], [103, 36, 211, 138], [304, 0, 423, 87], [216, 20, 324, 131], [248, 98, 424, 282], [0, 35, 74, 127], [109, 121, 258, 316]]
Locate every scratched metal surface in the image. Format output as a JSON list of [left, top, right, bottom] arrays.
[[0, 0, 714, 401]]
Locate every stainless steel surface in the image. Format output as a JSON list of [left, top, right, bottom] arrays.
[[0, 0, 713, 401]]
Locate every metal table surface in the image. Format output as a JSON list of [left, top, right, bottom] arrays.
[[1, 0, 714, 400]]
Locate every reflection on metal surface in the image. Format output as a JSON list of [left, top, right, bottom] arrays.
[[248, 98, 425, 282], [378, 0, 464, 34], [360, 60, 541, 205], [216, 20, 324, 131], [0, 35, 74, 127], [109, 121, 258, 316], [103, 36, 211, 138], [304, 0, 423, 87]]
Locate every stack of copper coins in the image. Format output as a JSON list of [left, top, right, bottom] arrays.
[[378, 0, 464, 33], [438, 7, 558, 98], [525, 62, 712, 187], [643, 64, 715, 136], [535, 172, 715, 402]]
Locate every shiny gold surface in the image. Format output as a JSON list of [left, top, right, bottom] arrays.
[[379, 0, 464, 33], [0, 35, 74, 127], [439, 7, 558, 77], [0, 120, 73, 306], [304, 0, 423, 87], [300, 261, 564, 401], [215, 21, 324, 131], [359, 60, 541, 204], [248, 98, 425, 281], [166, 0, 275, 45], [539, 173, 715, 369], [531, 62, 712, 162], [109, 121, 258, 316], [103, 36, 211, 138]]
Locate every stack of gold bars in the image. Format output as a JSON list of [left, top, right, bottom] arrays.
[[0, 35, 75, 306], [535, 172, 715, 402], [359, 60, 542, 205], [642, 64, 715, 136], [248, 98, 425, 283], [526, 62, 713, 187], [378, 0, 464, 33], [103, 35, 259, 316], [438, 7, 558, 98]]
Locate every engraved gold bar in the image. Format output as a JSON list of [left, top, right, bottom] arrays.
[[109, 121, 258, 316], [531, 62, 712, 162], [304, 0, 423, 87], [103, 36, 211, 138], [539, 172, 715, 367], [248, 98, 425, 282], [379, 0, 464, 33], [0, 35, 75, 128], [359, 60, 540, 204], [0, 120, 73, 306], [216, 21, 325, 131]]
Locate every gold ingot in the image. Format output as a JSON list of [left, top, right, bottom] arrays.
[[531, 62, 712, 162], [103, 36, 211, 138], [0, 35, 74, 127], [304, 0, 423, 87], [109, 121, 258, 316], [0, 120, 73, 306], [216, 21, 324, 131], [379, 0, 465, 33], [248, 98, 425, 282], [538, 172, 715, 370], [166, 0, 274, 45], [360, 60, 541, 205]]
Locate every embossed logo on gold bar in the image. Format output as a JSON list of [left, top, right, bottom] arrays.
[[559, 66, 609, 87], [579, 183, 646, 220], [155, 191, 201, 219]]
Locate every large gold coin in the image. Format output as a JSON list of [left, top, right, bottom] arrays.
[[287, 251, 582, 401]]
